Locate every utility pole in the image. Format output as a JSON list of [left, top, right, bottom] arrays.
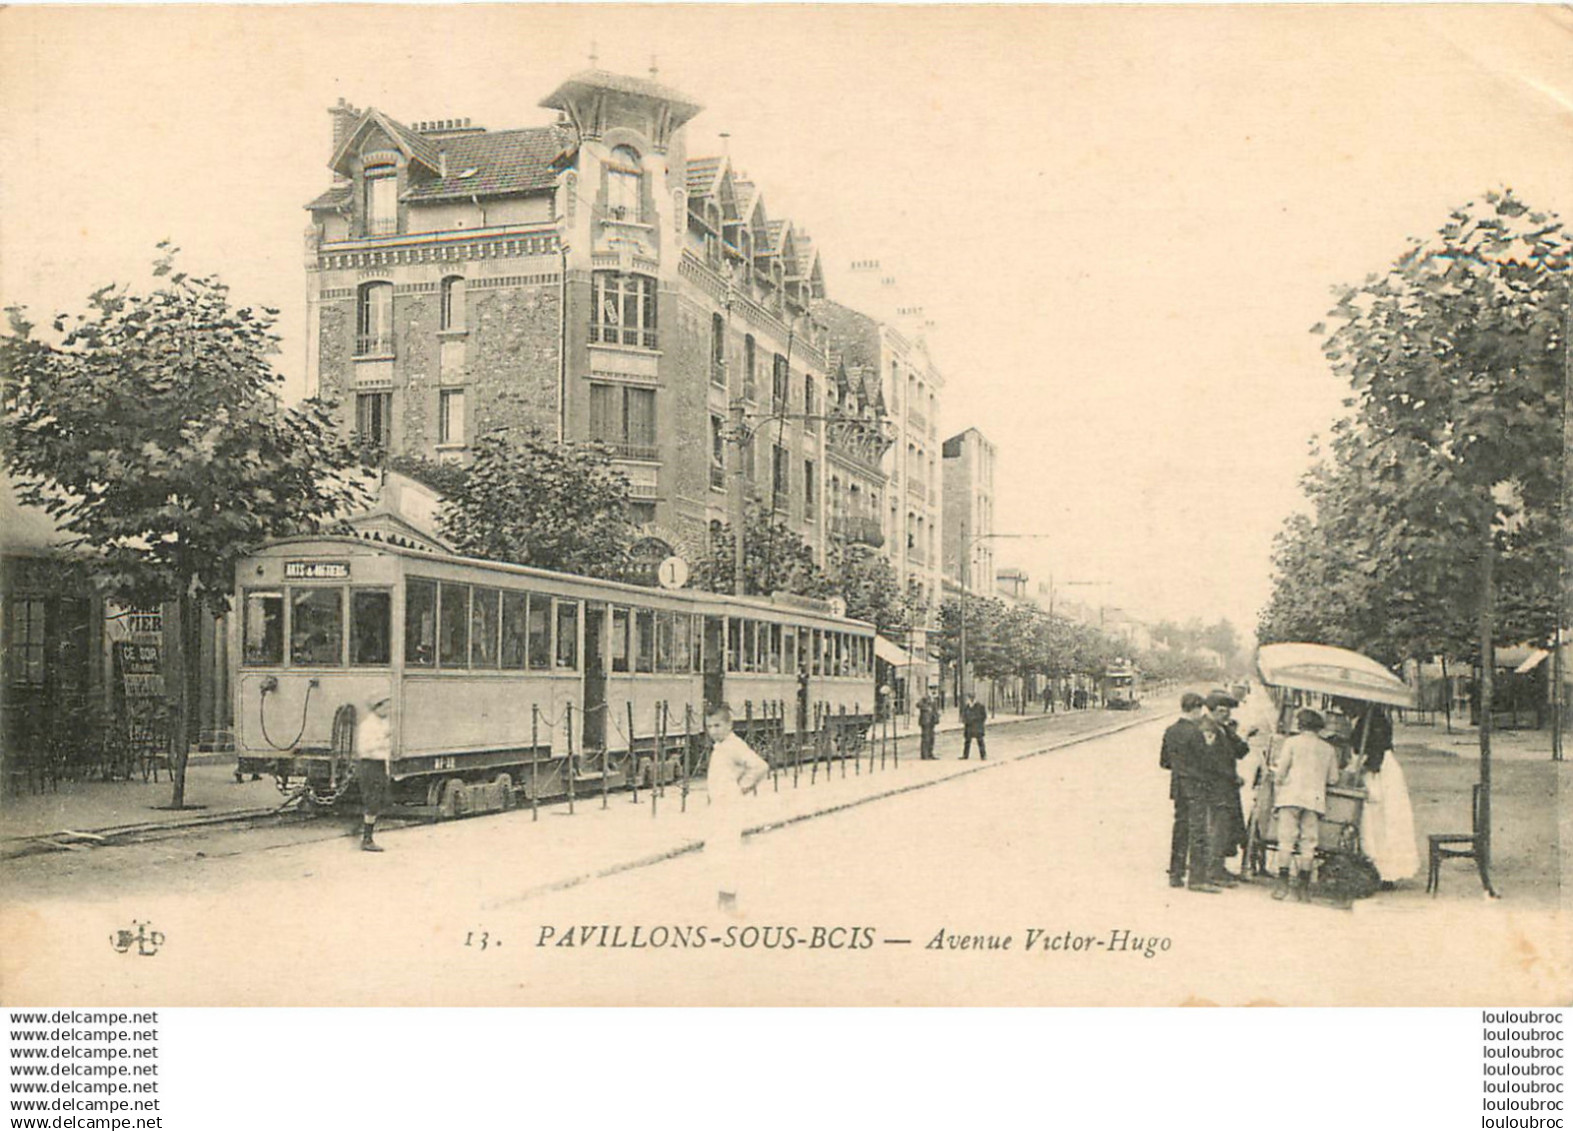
[[1555, 280, 1570, 761], [730, 398, 747, 597]]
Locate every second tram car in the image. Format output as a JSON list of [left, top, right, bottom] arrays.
[[233, 536, 877, 813], [1101, 661, 1142, 710]]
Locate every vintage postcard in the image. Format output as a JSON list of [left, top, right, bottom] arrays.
[[0, 5, 1569, 1008]]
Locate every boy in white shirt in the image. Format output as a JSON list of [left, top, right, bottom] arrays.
[[1270, 708, 1341, 902], [704, 703, 770, 913]]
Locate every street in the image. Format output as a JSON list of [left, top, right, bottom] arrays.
[[1, 711, 1567, 1007]]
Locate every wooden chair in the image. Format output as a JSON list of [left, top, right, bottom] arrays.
[[1427, 783, 1496, 897]]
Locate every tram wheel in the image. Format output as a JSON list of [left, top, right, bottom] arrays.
[[426, 778, 444, 809]]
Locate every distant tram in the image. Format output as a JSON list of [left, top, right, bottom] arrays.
[[232, 536, 876, 814], [1101, 661, 1142, 710]]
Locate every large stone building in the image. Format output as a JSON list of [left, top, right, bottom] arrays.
[[304, 71, 889, 570]]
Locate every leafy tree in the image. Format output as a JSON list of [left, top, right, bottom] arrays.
[[827, 542, 911, 637], [1, 248, 366, 807], [436, 432, 635, 578], [1260, 190, 1570, 877], [693, 503, 830, 598]]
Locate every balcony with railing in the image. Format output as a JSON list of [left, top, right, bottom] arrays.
[[606, 441, 659, 463], [355, 333, 394, 358], [830, 514, 884, 548]]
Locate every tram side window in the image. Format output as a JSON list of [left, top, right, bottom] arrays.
[[350, 590, 392, 666], [501, 591, 528, 669], [727, 619, 741, 673], [439, 583, 470, 668], [610, 607, 631, 673], [471, 588, 500, 669], [635, 609, 655, 673], [656, 611, 676, 673], [527, 595, 550, 670], [811, 629, 822, 676], [291, 588, 344, 666], [797, 628, 809, 673], [782, 627, 796, 676], [674, 613, 693, 676], [692, 614, 705, 673], [833, 633, 844, 677], [742, 620, 757, 673], [405, 580, 436, 667], [768, 624, 783, 674], [242, 590, 284, 666], [555, 601, 579, 670]]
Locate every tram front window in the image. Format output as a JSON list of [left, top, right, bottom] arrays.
[[405, 579, 436, 667], [242, 590, 284, 666], [291, 588, 344, 666], [350, 590, 391, 666]]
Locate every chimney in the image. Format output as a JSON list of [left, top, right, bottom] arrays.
[[329, 97, 361, 184]]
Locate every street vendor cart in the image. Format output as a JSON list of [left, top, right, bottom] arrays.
[[1245, 643, 1419, 902]]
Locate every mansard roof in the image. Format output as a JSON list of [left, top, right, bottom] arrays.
[[324, 105, 571, 203], [403, 126, 573, 201]]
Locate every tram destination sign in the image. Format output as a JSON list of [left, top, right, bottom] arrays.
[[285, 560, 350, 580]]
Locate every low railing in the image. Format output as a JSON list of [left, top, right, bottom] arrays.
[[355, 333, 393, 357]]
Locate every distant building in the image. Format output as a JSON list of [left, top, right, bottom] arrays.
[[995, 566, 1030, 603], [941, 427, 996, 595]]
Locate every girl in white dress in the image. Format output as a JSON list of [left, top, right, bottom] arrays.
[[1354, 707, 1419, 884]]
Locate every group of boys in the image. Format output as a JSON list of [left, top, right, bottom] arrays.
[[1159, 690, 1252, 893]]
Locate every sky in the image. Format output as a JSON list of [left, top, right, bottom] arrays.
[[4, 4, 1572, 638]]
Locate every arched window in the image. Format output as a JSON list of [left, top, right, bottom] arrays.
[[440, 276, 465, 332], [606, 145, 643, 221], [356, 281, 393, 356]]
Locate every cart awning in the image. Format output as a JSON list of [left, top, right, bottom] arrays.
[[874, 636, 915, 667], [1255, 643, 1417, 709]]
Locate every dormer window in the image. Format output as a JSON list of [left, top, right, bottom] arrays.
[[364, 165, 397, 236], [606, 145, 643, 222]]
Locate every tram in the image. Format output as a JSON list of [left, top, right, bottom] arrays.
[[1101, 660, 1142, 710], [232, 535, 877, 813]]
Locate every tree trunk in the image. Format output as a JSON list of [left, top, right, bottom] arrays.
[[1441, 654, 1452, 734], [170, 587, 199, 809], [1477, 525, 1495, 887]]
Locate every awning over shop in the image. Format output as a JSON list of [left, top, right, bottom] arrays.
[[874, 636, 915, 667]]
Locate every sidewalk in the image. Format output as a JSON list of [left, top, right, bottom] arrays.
[[0, 705, 1131, 851]]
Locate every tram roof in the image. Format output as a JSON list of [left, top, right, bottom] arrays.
[[247, 534, 877, 630]]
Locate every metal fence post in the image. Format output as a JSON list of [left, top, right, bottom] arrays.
[[840, 704, 848, 778], [681, 702, 692, 813], [652, 701, 663, 818], [565, 702, 576, 816], [531, 704, 540, 822], [628, 701, 639, 806]]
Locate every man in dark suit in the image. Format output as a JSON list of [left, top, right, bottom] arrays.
[[917, 692, 940, 759], [1203, 691, 1253, 883], [959, 693, 988, 760], [1161, 692, 1209, 888]]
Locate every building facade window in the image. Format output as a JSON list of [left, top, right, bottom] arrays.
[[710, 414, 726, 490], [589, 383, 657, 461], [772, 354, 789, 412], [743, 335, 757, 401], [772, 443, 789, 509], [438, 388, 465, 446], [364, 166, 397, 236], [440, 276, 465, 332], [591, 272, 658, 349], [804, 374, 817, 418], [356, 281, 393, 356], [356, 391, 392, 451], [606, 145, 643, 222], [803, 458, 817, 518], [4, 598, 47, 687]]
